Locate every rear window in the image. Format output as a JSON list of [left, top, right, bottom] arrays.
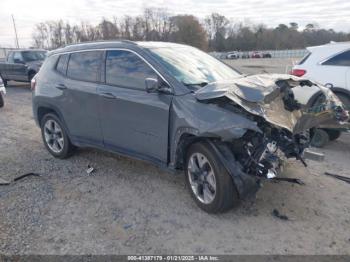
[[67, 51, 101, 82], [56, 54, 69, 75], [323, 50, 350, 66], [297, 52, 311, 65]]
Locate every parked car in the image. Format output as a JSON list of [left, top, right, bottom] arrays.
[[292, 42, 350, 146], [262, 52, 272, 58], [226, 51, 239, 59], [0, 49, 47, 87], [241, 52, 250, 59], [0, 76, 5, 108], [251, 51, 262, 58], [32, 41, 348, 213]]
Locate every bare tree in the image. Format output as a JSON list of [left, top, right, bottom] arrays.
[[31, 8, 350, 51]]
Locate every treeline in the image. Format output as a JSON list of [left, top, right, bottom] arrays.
[[32, 8, 350, 51]]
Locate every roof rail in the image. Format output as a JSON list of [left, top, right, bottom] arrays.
[[63, 39, 137, 48]]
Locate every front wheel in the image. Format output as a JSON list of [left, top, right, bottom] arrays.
[[185, 142, 239, 213], [310, 128, 329, 148]]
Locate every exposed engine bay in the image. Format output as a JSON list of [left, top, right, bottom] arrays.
[[195, 74, 349, 179]]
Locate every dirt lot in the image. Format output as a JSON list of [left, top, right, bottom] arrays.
[[1, 62, 350, 255]]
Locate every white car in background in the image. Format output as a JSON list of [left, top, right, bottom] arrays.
[[0, 76, 5, 108], [292, 41, 350, 108], [226, 51, 240, 59], [292, 42, 350, 146]]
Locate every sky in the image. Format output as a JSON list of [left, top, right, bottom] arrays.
[[1, 0, 350, 47]]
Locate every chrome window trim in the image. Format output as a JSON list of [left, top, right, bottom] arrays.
[[319, 48, 350, 66], [50, 48, 171, 88]]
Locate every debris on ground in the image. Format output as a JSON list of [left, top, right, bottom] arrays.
[[0, 173, 41, 186], [272, 209, 289, 221], [272, 177, 305, 185], [0, 173, 40, 186], [0, 177, 11, 185], [13, 173, 40, 182], [324, 172, 350, 184], [123, 224, 133, 230], [86, 165, 95, 175]]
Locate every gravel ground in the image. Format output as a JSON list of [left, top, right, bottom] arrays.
[[0, 78, 350, 255]]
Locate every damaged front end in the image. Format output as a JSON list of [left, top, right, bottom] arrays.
[[195, 74, 349, 181]]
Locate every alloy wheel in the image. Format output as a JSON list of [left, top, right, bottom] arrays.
[[44, 119, 65, 153], [187, 152, 217, 204]]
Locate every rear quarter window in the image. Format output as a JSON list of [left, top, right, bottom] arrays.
[[67, 51, 102, 82], [55, 54, 69, 75], [323, 50, 350, 66]]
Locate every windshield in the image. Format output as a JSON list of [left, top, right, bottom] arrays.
[[22, 51, 47, 62], [148, 46, 241, 87]]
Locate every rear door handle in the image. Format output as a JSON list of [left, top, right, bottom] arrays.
[[100, 92, 116, 99], [55, 84, 67, 90]]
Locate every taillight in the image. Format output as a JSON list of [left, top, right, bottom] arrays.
[[30, 77, 36, 91], [291, 69, 306, 77]]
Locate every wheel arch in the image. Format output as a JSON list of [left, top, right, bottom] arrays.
[[307, 86, 350, 108], [172, 130, 209, 170], [35, 103, 71, 137], [174, 133, 260, 200]]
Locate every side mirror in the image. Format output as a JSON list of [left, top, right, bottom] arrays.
[[145, 78, 159, 93]]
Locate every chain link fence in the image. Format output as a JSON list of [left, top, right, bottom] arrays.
[[211, 49, 308, 59]]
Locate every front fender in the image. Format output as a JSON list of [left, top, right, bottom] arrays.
[[206, 139, 260, 199]]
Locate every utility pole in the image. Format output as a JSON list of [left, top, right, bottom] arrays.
[[11, 14, 19, 48]]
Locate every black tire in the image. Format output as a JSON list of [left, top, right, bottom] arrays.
[[324, 129, 342, 141], [311, 128, 330, 148], [40, 113, 75, 159], [28, 71, 36, 82], [0, 93, 4, 108], [185, 142, 239, 213]]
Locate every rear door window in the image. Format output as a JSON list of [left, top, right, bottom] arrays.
[[105, 50, 158, 90], [56, 54, 69, 75], [67, 51, 102, 82], [323, 50, 350, 66], [7, 52, 14, 63]]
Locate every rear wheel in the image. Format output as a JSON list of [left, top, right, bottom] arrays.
[[185, 142, 239, 213], [28, 71, 36, 82], [40, 113, 75, 159]]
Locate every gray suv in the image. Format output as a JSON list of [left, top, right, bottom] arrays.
[[32, 41, 348, 213]]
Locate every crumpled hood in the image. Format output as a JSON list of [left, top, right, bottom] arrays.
[[195, 74, 349, 134]]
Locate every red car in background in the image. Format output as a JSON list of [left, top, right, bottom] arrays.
[[251, 51, 262, 58]]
